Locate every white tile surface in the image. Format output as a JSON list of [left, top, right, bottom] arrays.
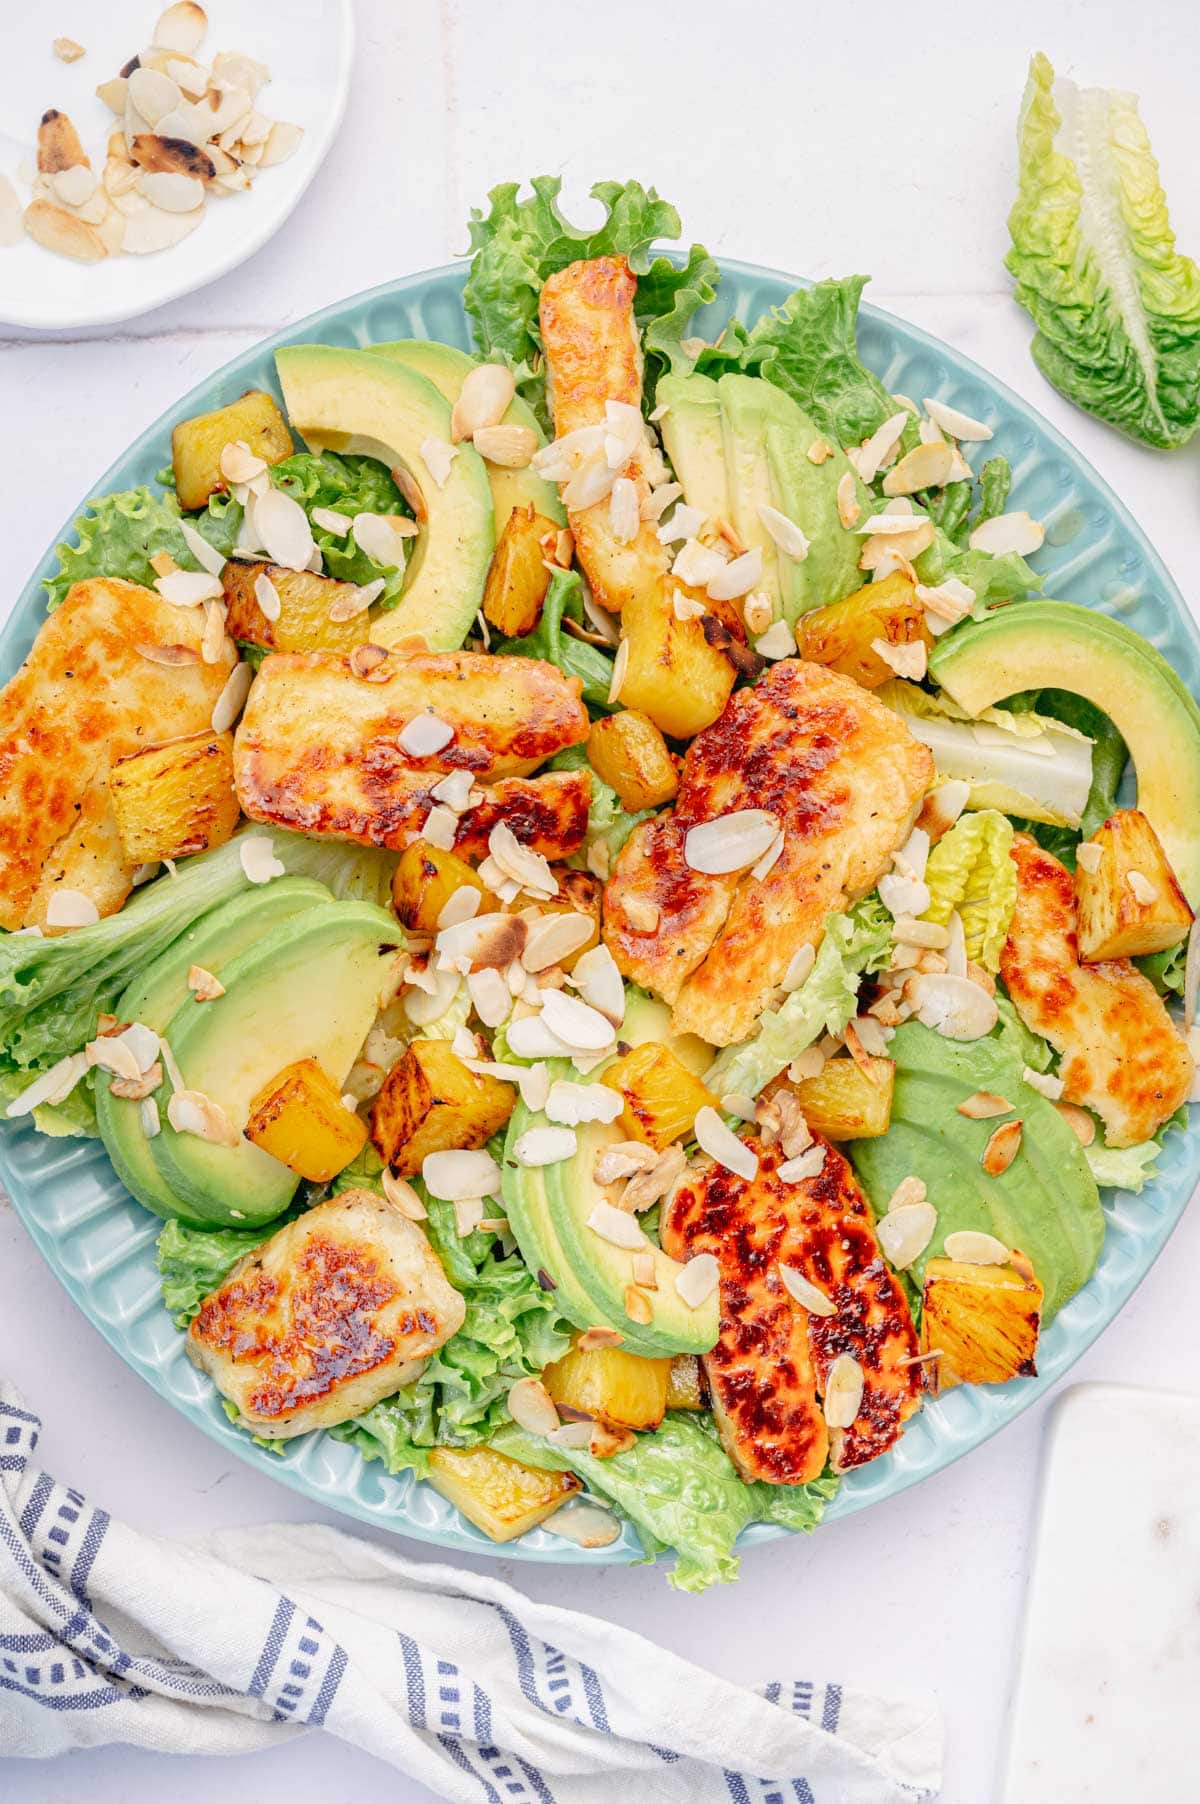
[[2, 3, 1199, 1800]]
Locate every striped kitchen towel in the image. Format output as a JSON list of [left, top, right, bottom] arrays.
[[0, 1383, 940, 1799]]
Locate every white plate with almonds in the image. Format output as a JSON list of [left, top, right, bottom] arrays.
[[0, 0, 353, 329]]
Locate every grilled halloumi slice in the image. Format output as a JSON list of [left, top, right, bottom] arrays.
[[0, 577, 236, 931], [663, 1136, 923, 1480], [1001, 836, 1193, 1148], [233, 648, 590, 854], [186, 1188, 466, 1438], [604, 659, 934, 1044], [539, 254, 669, 614]]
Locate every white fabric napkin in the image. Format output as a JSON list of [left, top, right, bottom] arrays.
[[0, 1382, 941, 1799]]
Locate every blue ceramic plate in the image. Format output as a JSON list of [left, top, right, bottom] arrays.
[[2, 260, 1197, 1566]]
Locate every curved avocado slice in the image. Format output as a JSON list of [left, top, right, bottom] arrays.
[[148, 898, 401, 1227], [367, 340, 565, 531], [96, 877, 332, 1219], [930, 600, 1200, 903], [274, 344, 494, 652], [502, 1088, 719, 1357]]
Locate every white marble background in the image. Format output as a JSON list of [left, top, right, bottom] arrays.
[[2, 1, 1199, 1799]]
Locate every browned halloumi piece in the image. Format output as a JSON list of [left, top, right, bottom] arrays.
[[663, 1137, 923, 1479], [539, 255, 669, 614], [186, 1189, 466, 1439], [449, 772, 590, 861], [1001, 836, 1193, 1148], [603, 659, 934, 1044], [233, 649, 589, 852], [0, 576, 236, 931]]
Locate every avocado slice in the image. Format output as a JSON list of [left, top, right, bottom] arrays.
[[931, 600, 1200, 903], [96, 877, 332, 1219], [275, 344, 494, 652], [502, 1080, 719, 1358], [657, 372, 729, 528], [366, 340, 565, 533], [620, 985, 712, 1076], [149, 899, 402, 1227]]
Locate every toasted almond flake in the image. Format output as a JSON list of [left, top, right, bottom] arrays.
[[258, 120, 303, 169], [200, 600, 225, 665], [167, 1087, 239, 1147], [944, 1229, 1011, 1266], [5, 1050, 89, 1118], [981, 1119, 1023, 1175], [507, 1376, 560, 1437], [756, 503, 810, 561], [1020, 1067, 1064, 1102], [234, 835, 282, 887], [186, 963, 225, 1002], [85, 1034, 142, 1081], [521, 912, 594, 973], [397, 712, 454, 758], [54, 35, 87, 61], [418, 805, 457, 852], [657, 501, 705, 544], [154, 568, 221, 608], [463, 966, 509, 1028], [404, 434, 455, 492], [608, 476, 639, 545], [593, 1141, 658, 1185], [675, 1251, 720, 1310], [876, 1201, 938, 1270], [777, 1263, 836, 1316], [310, 506, 350, 537], [671, 538, 727, 589], [538, 989, 616, 1054], [882, 439, 954, 497], [252, 486, 314, 572], [110, 1061, 163, 1101], [806, 439, 834, 464], [218, 439, 266, 487], [904, 971, 998, 1041], [170, 521, 222, 580], [249, 572, 282, 624], [377, 1168, 426, 1220], [506, 1065, 547, 1116], [694, 1105, 757, 1180], [748, 827, 785, 883], [559, 456, 617, 511], [853, 411, 911, 483], [630, 1250, 659, 1290], [957, 1091, 1014, 1119], [788, 1046, 827, 1084], [450, 363, 515, 442], [777, 1145, 827, 1183], [472, 424, 538, 468], [915, 577, 975, 624], [671, 590, 707, 623], [855, 507, 931, 538], [622, 1284, 653, 1326], [782, 943, 817, 992], [587, 1198, 648, 1249], [569, 944, 625, 1026], [436, 887, 483, 932], [918, 779, 971, 845], [878, 870, 931, 919], [422, 1146, 501, 1203], [1126, 869, 1157, 904], [823, 1353, 864, 1428], [836, 471, 860, 529], [129, 66, 185, 128], [684, 809, 780, 877], [135, 640, 200, 669], [503, 1014, 574, 1059], [512, 1125, 578, 1168], [51, 164, 98, 208], [968, 511, 1044, 557], [1074, 841, 1104, 875], [350, 511, 411, 566], [641, 480, 683, 522], [1055, 1102, 1096, 1147], [707, 546, 762, 602], [923, 397, 993, 442], [211, 660, 252, 733], [543, 1081, 622, 1129], [488, 822, 556, 899], [438, 913, 527, 974], [44, 888, 100, 930], [892, 916, 950, 950]]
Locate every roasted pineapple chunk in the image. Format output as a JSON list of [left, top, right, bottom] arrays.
[[665, 1354, 708, 1411], [535, 870, 601, 971], [920, 1256, 1044, 1392], [543, 1341, 670, 1431], [1075, 808, 1193, 962], [171, 389, 293, 511], [600, 1041, 719, 1151], [221, 560, 371, 655], [427, 1444, 581, 1542], [588, 710, 679, 811], [371, 1038, 515, 1177], [792, 1053, 894, 1139], [108, 728, 240, 864], [482, 503, 564, 638], [617, 580, 737, 740], [796, 572, 931, 690], [390, 843, 497, 934], [245, 1057, 368, 1182]]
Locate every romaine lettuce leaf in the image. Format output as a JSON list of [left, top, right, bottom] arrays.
[[0, 1063, 98, 1138], [1085, 1105, 1187, 1194], [1007, 53, 1200, 448], [993, 993, 1055, 1075], [1006, 687, 1127, 864], [922, 810, 1017, 971], [915, 527, 1041, 607], [157, 1214, 293, 1328], [495, 567, 614, 707], [705, 897, 892, 1099]]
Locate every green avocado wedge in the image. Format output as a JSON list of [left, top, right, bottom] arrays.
[[148, 898, 402, 1227], [930, 600, 1200, 903], [850, 1022, 1104, 1320], [367, 340, 565, 531], [502, 1079, 719, 1358], [95, 877, 333, 1219], [275, 343, 494, 652]]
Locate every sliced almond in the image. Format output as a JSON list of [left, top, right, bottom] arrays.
[[836, 470, 860, 529], [24, 200, 106, 262], [943, 1229, 1011, 1266], [577, 1325, 625, 1352], [450, 363, 516, 442], [823, 1353, 864, 1429], [167, 1087, 240, 1148], [129, 132, 215, 182], [881, 440, 954, 497], [153, 2, 209, 55], [136, 641, 200, 667], [110, 1063, 163, 1101], [778, 1263, 837, 1316], [129, 67, 183, 128], [122, 197, 204, 254], [968, 512, 1045, 558], [623, 1284, 654, 1326], [957, 1091, 1014, 1119], [37, 109, 88, 175], [981, 1119, 1023, 1175], [138, 169, 205, 213], [1055, 1102, 1096, 1147], [211, 661, 252, 732], [259, 120, 304, 169], [381, 1167, 428, 1221], [187, 964, 224, 1001]]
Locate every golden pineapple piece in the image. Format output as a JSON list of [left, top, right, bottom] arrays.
[[792, 1053, 894, 1139], [371, 1038, 515, 1177], [796, 572, 931, 690], [587, 710, 679, 811], [108, 728, 240, 864], [1075, 808, 1193, 962], [534, 870, 601, 971], [542, 1341, 670, 1431], [426, 1444, 580, 1543], [390, 842, 497, 934], [617, 579, 737, 740], [920, 1256, 1044, 1393], [600, 1041, 719, 1151], [171, 389, 294, 511], [482, 503, 564, 638], [245, 1056, 368, 1182], [221, 560, 371, 655], [665, 1353, 708, 1411]]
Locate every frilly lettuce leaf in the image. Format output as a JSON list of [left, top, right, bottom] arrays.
[[914, 526, 1041, 608], [993, 993, 1055, 1075], [1007, 53, 1200, 448], [495, 567, 614, 708], [156, 1214, 302, 1328], [922, 810, 1017, 972], [268, 451, 409, 606], [1085, 1105, 1187, 1194], [43, 485, 239, 610], [705, 897, 892, 1099]]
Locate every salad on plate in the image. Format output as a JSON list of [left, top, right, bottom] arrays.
[[2, 177, 1198, 1591]]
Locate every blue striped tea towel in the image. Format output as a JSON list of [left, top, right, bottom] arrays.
[[0, 1383, 940, 1799]]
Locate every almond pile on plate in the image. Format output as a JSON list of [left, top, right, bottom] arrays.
[[1, 4, 305, 263]]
